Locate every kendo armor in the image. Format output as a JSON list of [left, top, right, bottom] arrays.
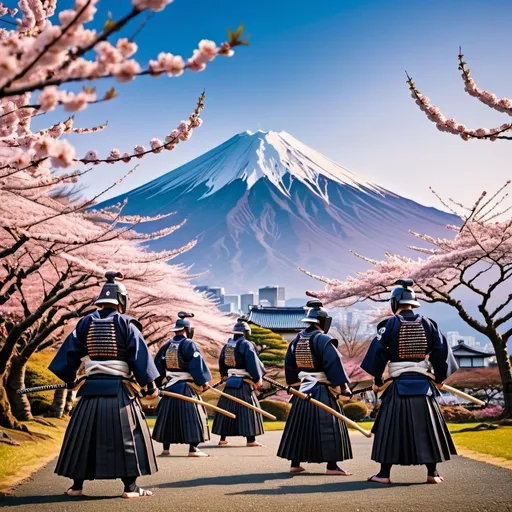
[[165, 341, 186, 371], [295, 334, 316, 369], [396, 315, 428, 360], [224, 339, 239, 369], [86, 315, 126, 359]]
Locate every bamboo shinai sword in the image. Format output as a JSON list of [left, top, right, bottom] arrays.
[[158, 389, 236, 419], [262, 376, 372, 438], [206, 384, 277, 420], [375, 378, 486, 406]]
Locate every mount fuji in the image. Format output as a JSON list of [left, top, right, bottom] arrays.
[[96, 130, 456, 295]]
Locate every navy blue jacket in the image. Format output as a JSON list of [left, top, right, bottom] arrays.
[[219, 334, 265, 388], [154, 335, 212, 393], [361, 310, 458, 394], [49, 308, 160, 394]]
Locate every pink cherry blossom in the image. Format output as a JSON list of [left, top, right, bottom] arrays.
[[84, 149, 99, 161], [134, 145, 146, 158], [31, 136, 56, 158], [150, 138, 163, 153], [116, 38, 138, 58], [114, 59, 141, 83], [132, 0, 174, 12], [198, 39, 217, 62], [156, 52, 184, 77], [50, 140, 76, 167]]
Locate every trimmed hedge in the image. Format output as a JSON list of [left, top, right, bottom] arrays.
[[342, 401, 369, 422], [440, 405, 475, 423], [247, 324, 288, 367], [260, 400, 291, 421]]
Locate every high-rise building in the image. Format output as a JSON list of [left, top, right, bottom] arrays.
[[259, 286, 285, 307], [223, 294, 240, 313], [241, 292, 257, 313], [218, 303, 236, 313]]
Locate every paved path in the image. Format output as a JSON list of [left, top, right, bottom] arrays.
[[1, 432, 511, 512]]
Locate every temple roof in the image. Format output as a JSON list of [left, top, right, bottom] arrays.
[[451, 341, 495, 357], [248, 306, 306, 331]]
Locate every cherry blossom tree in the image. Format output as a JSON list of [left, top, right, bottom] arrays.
[[0, 0, 247, 430], [303, 185, 512, 418], [407, 48, 512, 141]]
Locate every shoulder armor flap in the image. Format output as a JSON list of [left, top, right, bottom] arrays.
[[377, 318, 392, 330], [120, 314, 143, 334], [316, 333, 335, 349]]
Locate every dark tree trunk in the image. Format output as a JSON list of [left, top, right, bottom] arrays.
[[6, 355, 33, 421], [492, 337, 512, 419], [65, 389, 76, 416], [48, 388, 67, 418], [0, 372, 27, 431]]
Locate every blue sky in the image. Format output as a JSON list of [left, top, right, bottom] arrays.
[[41, 0, 512, 208]]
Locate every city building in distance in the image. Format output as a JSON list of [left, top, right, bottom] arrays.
[[223, 294, 241, 313], [241, 292, 257, 313], [258, 286, 285, 307]]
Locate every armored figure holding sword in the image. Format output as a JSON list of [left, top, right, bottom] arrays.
[[152, 312, 213, 458], [212, 317, 266, 447], [48, 271, 159, 499], [277, 300, 353, 475], [362, 279, 458, 484]]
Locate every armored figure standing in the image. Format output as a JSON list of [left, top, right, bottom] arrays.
[[212, 318, 266, 447], [277, 300, 353, 475], [49, 272, 159, 499], [152, 312, 212, 457], [362, 279, 458, 484]]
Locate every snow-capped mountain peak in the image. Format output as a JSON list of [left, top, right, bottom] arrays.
[[140, 130, 379, 201], [98, 129, 455, 295]]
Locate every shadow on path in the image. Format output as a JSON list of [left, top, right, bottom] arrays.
[[0, 494, 120, 507], [227, 480, 423, 496], [155, 472, 294, 488]]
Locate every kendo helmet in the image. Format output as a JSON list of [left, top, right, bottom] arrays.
[[390, 279, 421, 313], [232, 316, 251, 336], [95, 271, 128, 314], [301, 299, 332, 334], [170, 312, 195, 339]]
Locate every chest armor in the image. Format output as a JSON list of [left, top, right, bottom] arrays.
[[86, 316, 124, 359], [295, 335, 316, 369], [165, 342, 185, 371], [224, 339, 238, 369], [397, 317, 428, 360]]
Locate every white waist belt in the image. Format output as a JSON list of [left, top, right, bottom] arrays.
[[227, 369, 252, 379], [165, 371, 193, 388], [298, 371, 330, 393], [84, 359, 131, 379], [388, 360, 430, 378]]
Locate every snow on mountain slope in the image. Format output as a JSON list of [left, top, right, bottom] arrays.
[[132, 130, 380, 201], [96, 130, 457, 295]]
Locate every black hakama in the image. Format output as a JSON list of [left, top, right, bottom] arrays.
[[277, 383, 353, 463], [49, 308, 161, 482], [211, 382, 264, 438], [55, 382, 157, 480], [371, 382, 456, 465], [152, 384, 210, 445]]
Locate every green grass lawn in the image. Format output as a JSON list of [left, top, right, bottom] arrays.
[[0, 418, 68, 494], [449, 423, 512, 461]]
